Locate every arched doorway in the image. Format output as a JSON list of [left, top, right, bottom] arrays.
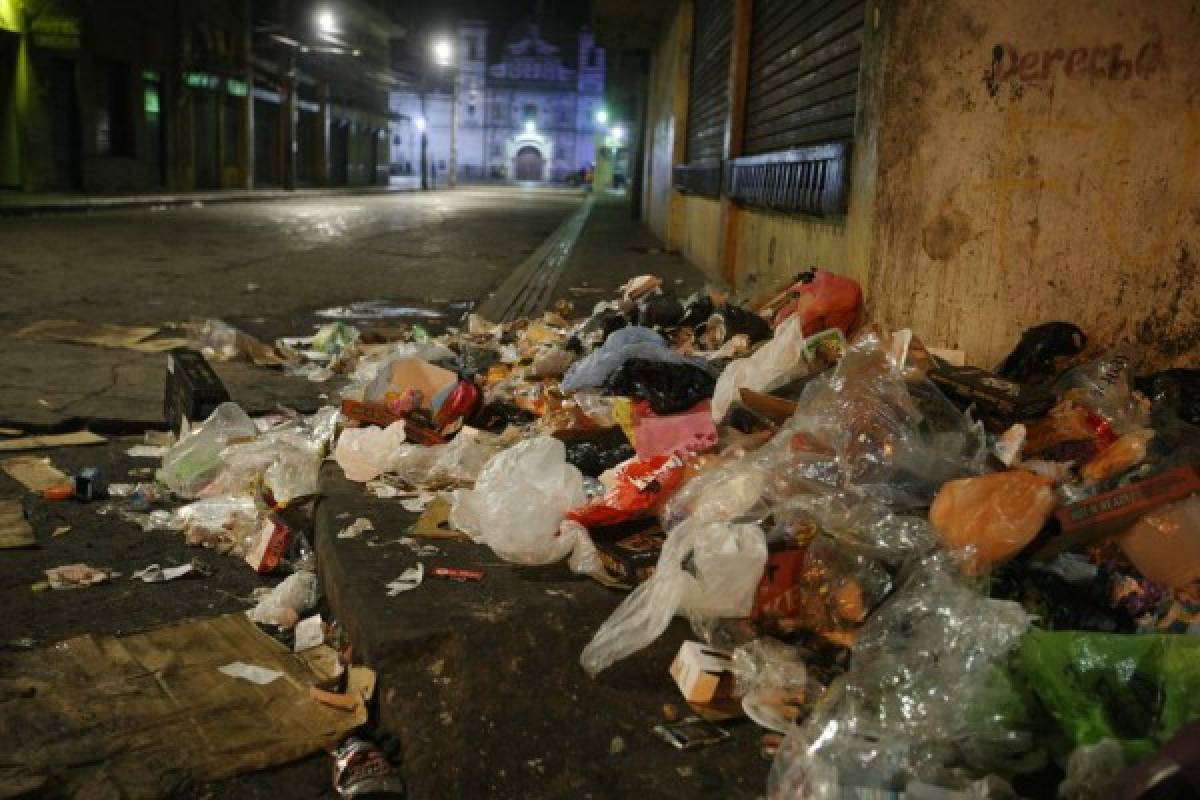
[[514, 146, 544, 181]]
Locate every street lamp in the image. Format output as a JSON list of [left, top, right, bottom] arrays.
[[430, 37, 458, 188], [594, 108, 608, 125], [610, 126, 626, 143], [316, 10, 336, 35]]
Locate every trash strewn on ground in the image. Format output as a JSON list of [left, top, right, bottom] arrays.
[[13, 264, 1199, 798], [0, 499, 35, 548], [0, 430, 106, 452]]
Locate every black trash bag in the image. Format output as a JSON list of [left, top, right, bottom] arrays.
[[1136, 368, 1200, 427], [635, 292, 685, 329], [713, 303, 772, 344], [991, 556, 1136, 634], [603, 357, 717, 414], [678, 291, 715, 329], [471, 401, 536, 432], [996, 322, 1088, 384], [564, 428, 636, 477]]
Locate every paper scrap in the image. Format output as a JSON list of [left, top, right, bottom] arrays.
[[0, 431, 106, 452], [294, 614, 325, 653], [367, 480, 403, 499], [218, 661, 284, 685], [386, 563, 424, 596], [2, 456, 70, 492], [126, 444, 167, 458], [51, 525, 70, 538], [410, 496, 468, 540], [397, 537, 441, 557], [337, 517, 375, 539], [45, 563, 112, 590], [132, 563, 195, 583], [14, 319, 159, 348], [0, 500, 35, 549], [400, 493, 435, 513]]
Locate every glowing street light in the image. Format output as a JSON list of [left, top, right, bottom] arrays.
[[594, 108, 608, 125], [316, 9, 336, 34], [414, 116, 427, 132], [524, 119, 536, 133], [610, 126, 626, 143], [432, 38, 454, 67]]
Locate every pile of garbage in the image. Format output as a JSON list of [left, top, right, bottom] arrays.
[[135, 268, 1197, 797]]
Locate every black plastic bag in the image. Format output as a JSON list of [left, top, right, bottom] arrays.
[[1136, 368, 1200, 427], [996, 322, 1087, 384], [603, 358, 717, 414], [563, 428, 636, 477]]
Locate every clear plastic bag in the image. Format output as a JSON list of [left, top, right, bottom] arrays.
[[780, 333, 989, 509], [1054, 353, 1150, 434], [560, 326, 714, 392], [732, 638, 819, 733], [159, 402, 259, 497], [448, 436, 589, 566], [247, 571, 320, 628], [333, 422, 408, 482], [767, 555, 1031, 798], [580, 518, 767, 676]]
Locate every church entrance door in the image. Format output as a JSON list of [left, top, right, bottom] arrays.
[[514, 146, 544, 181]]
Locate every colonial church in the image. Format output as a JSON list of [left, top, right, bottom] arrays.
[[390, 19, 606, 183]]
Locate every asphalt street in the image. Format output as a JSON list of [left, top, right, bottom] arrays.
[[0, 187, 583, 428]]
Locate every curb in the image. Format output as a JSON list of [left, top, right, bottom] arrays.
[[0, 185, 423, 217]]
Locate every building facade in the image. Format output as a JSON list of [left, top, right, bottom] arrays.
[[0, 0, 392, 195], [390, 20, 606, 183]]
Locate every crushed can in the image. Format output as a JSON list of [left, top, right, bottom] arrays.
[[332, 736, 406, 798]]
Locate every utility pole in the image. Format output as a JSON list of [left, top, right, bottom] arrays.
[[449, 71, 458, 188]]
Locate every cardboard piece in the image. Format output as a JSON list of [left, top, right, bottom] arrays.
[[670, 641, 735, 705], [410, 496, 470, 540], [0, 614, 365, 796], [0, 431, 106, 452], [1, 456, 70, 492], [0, 500, 35, 549], [365, 357, 457, 411]]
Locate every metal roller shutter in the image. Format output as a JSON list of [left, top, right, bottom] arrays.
[[729, 0, 865, 215], [674, 0, 732, 197]]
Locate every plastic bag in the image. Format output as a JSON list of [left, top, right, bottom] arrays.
[[1119, 495, 1200, 589], [731, 638, 818, 733], [1080, 428, 1154, 484], [567, 454, 686, 528], [159, 402, 259, 497], [602, 358, 717, 415], [1054, 354, 1149, 434], [1135, 368, 1200, 427], [560, 326, 713, 392], [1018, 629, 1200, 761], [929, 470, 1058, 575], [1058, 738, 1126, 800], [334, 422, 408, 482], [710, 316, 816, 422], [995, 322, 1087, 385], [449, 437, 589, 566], [780, 333, 989, 509], [247, 571, 320, 629], [771, 270, 862, 335], [580, 518, 766, 676], [767, 555, 1031, 798]]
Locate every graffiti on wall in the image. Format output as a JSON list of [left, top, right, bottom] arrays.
[[985, 40, 1164, 95]]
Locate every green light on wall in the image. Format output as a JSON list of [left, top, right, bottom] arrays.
[[144, 87, 160, 115], [142, 69, 160, 82], [226, 79, 248, 97], [0, 0, 22, 34], [184, 71, 220, 90]]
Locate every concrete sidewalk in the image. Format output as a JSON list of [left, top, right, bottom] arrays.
[[0, 181, 421, 217]]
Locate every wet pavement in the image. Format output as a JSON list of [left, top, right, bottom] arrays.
[[0, 187, 583, 429]]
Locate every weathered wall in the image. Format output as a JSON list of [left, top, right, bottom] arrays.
[[868, 0, 1199, 368], [641, 0, 689, 245], [680, 194, 721, 276]]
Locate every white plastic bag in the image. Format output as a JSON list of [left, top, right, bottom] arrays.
[[334, 422, 408, 482], [580, 518, 767, 676], [247, 571, 320, 629], [711, 316, 813, 422], [449, 437, 588, 566]]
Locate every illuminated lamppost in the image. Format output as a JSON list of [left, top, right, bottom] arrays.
[[431, 37, 458, 189]]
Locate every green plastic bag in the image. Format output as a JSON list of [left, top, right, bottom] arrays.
[[1020, 629, 1200, 760]]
